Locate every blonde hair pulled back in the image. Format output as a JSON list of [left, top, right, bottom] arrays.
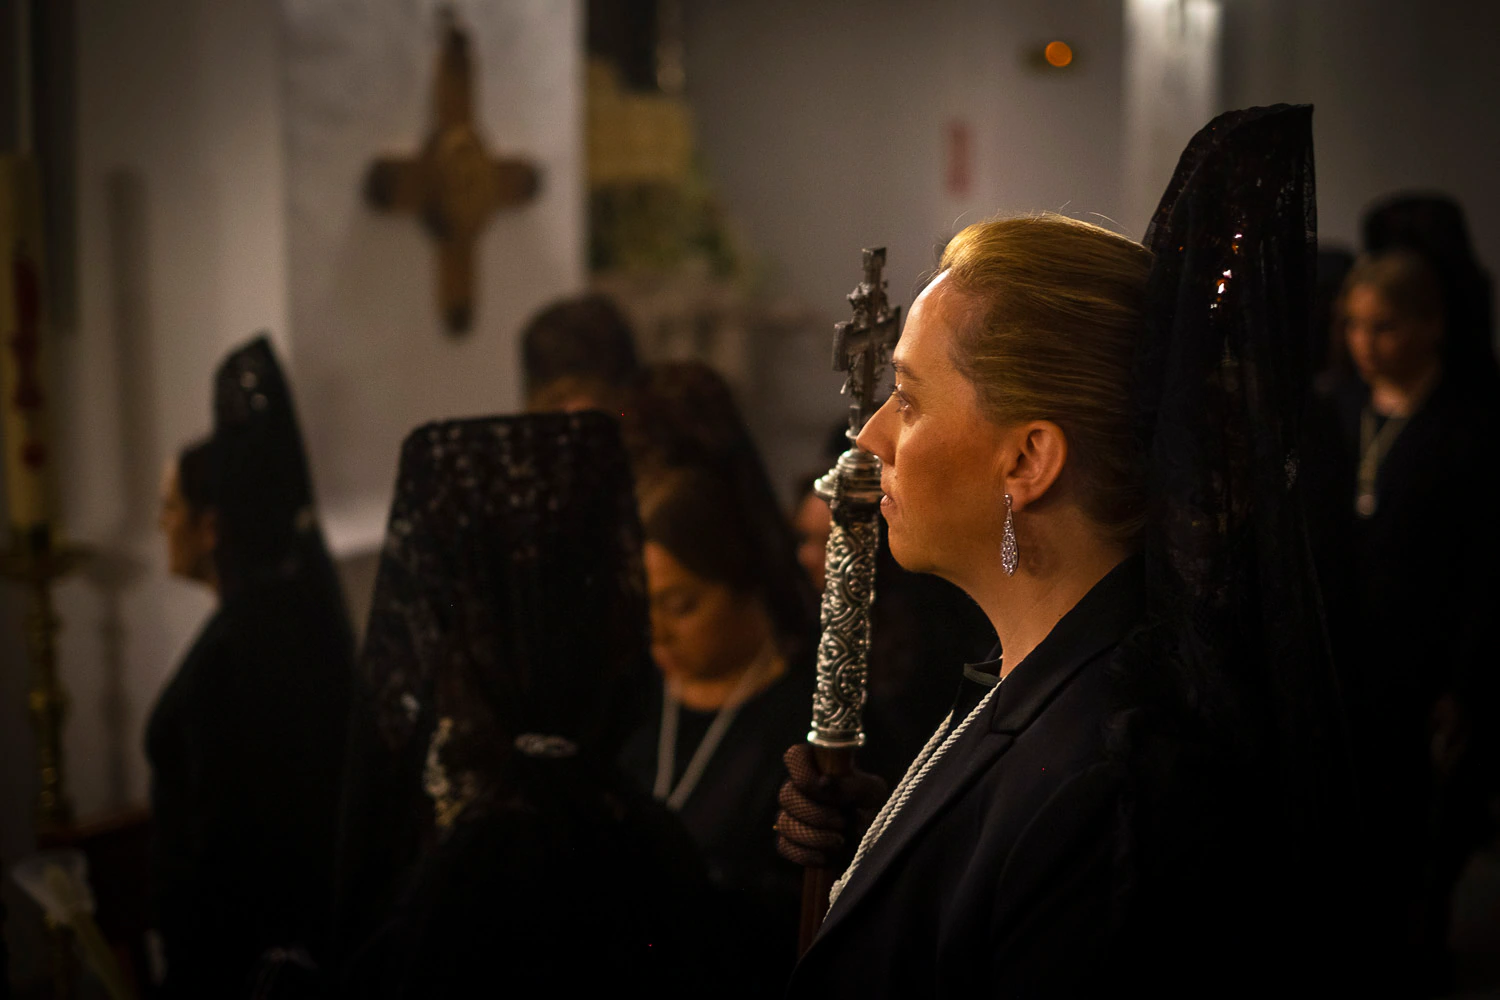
[[938, 213, 1153, 541]]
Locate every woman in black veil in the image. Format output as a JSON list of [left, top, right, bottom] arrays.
[[775, 105, 1355, 995], [334, 412, 717, 996], [148, 335, 355, 997]]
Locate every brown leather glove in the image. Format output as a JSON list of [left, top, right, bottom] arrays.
[[775, 743, 889, 869]]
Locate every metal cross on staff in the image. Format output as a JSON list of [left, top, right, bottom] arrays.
[[832, 248, 902, 441], [799, 247, 901, 952]]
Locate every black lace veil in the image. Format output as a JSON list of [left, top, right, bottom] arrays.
[[332, 411, 652, 957], [209, 335, 346, 619], [1120, 104, 1353, 915]]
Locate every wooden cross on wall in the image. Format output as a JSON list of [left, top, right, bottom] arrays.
[[364, 8, 541, 335]]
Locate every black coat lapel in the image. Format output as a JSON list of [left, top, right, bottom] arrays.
[[817, 716, 1014, 937], [814, 555, 1145, 942]]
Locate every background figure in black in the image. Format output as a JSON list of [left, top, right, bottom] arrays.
[[1364, 192, 1498, 402], [520, 292, 640, 413], [1323, 228, 1500, 992], [147, 336, 355, 997], [1312, 247, 1356, 391], [335, 413, 714, 996], [617, 362, 818, 990]]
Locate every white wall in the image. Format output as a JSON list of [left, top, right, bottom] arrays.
[[683, 0, 1128, 493], [284, 0, 585, 556], [1121, 0, 1222, 237], [687, 0, 1500, 329], [1222, 0, 1500, 272], [686, 0, 1126, 317]]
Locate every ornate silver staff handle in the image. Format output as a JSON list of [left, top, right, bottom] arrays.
[[806, 448, 882, 748], [799, 248, 901, 952]]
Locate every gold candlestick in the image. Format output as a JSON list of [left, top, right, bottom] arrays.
[[3, 537, 83, 830], [1, 153, 81, 832]]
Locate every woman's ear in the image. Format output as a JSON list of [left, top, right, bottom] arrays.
[[1000, 420, 1068, 511]]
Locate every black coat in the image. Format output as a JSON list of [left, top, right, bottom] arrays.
[[147, 581, 353, 997], [339, 766, 721, 998], [621, 668, 811, 989], [1327, 375, 1500, 746], [1321, 374, 1500, 982], [788, 557, 1280, 998]]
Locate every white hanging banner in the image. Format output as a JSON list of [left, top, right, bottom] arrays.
[[1123, 0, 1223, 239]]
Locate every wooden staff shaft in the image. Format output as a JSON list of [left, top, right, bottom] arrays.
[[798, 745, 854, 954]]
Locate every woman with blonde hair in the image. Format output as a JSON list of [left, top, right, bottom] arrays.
[[777, 106, 1353, 995], [1330, 245, 1500, 991]]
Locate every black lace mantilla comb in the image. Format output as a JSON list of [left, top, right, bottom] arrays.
[[360, 412, 653, 817]]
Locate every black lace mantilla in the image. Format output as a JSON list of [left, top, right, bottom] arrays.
[[360, 411, 652, 828], [210, 335, 335, 599], [1124, 104, 1349, 837]]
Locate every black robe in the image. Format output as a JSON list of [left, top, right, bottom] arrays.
[[339, 763, 720, 997], [1327, 374, 1500, 751], [620, 667, 811, 988], [1323, 373, 1500, 980], [146, 580, 353, 997], [788, 557, 1283, 997]]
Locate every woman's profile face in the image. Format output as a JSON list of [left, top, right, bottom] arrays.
[[856, 273, 1009, 582], [1344, 283, 1442, 387], [159, 461, 215, 583], [644, 540, 771, 686]]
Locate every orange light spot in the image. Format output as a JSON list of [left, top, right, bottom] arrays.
[[1044, 41, 1073, 68]]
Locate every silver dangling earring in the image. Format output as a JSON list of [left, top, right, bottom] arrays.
[[1001, 494, 1019, 576]]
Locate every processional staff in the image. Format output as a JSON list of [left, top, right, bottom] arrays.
[[798, 248, 901, 952]]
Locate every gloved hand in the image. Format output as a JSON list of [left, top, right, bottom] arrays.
[[775, 743, 889, 869]]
